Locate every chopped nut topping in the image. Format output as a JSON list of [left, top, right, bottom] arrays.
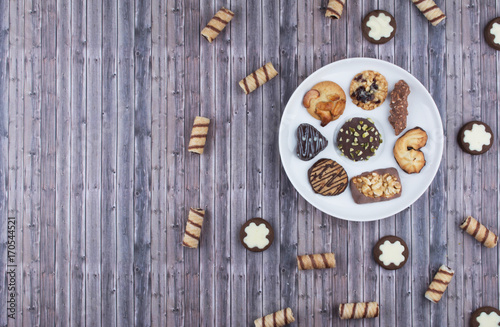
[[353, 172, 401, 198]]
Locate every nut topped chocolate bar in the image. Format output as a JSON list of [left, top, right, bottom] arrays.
[[350, 167, 402, 204]]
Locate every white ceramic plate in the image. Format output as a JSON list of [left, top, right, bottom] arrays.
[[279, 58, 444, 221]]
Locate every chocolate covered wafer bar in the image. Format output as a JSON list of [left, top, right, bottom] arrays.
[[339, 302, 379, 320], [425, 265, 454, 303], [188, 116, 210, 154], [460, 216, 498, 248], [411, 0, 446, 26], [239, 62, 278, 94], [325, 0, 345, 19], [297, 252, 336, 270], [182, 208, 205, 248], [201, 7, 234, 43], [254, 308, 295, 327]]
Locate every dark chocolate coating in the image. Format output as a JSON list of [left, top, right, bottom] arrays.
[[350, 167, 402, 204], [240, 218, 274, 252], [470, 306, 500, 327], [458, 121, 494, 155], [373, 235, 409, 270], [308, 158, 348, 196], [296, 123, 328, 161], [362, 10, 397, 44], [485, 17, 500, 51], [336, 117, 382, 161]]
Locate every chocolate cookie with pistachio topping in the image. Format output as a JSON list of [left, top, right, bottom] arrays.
[[336, 117, 382, 161], [308, 158, 348, 196]]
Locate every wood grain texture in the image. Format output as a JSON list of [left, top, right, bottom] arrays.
[[1, 1, 500, 326]]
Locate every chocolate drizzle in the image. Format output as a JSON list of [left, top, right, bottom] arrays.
[[296, 123, 328, 161], [308, 158, 348, 196]]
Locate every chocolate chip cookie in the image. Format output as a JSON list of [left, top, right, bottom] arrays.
[[349, 70, 388, 110]]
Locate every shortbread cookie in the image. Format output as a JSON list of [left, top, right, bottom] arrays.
[[411, 0, 446, 26], [470, 307, 500, 327], [349, 71, 388, 110], [460, 216, 498, 248], [254, 308, 295, 327], [393, 127, 427, 174], [337, 117, 382, 161], [485, 17, 500, 51], [296, 123, 328, 161], [350, 168, 402, 204], [325, 0, 345, 19], [458, 121, 493, 155], [373, 235, 409, 270], [362, 10, 397, 44], [239, 62, 278, 94], [389, 80, 411, 135], [201, 7, 234, 43], [297, 253, 336, 270], [182, 208, 205, 248], [240, 218, 274, 252], [303, 81, 346, 126], [308, 159, 348, 196], [339, 302, 379, 320], [425, 265, 454, 303], [188, 116, 210, 154]]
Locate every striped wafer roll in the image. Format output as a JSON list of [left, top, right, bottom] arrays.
[[325, 0, 345, 19], [460, 216, 498, 248], [254, 308, 295, 327], [339, 302, 379, 319], [411, 0, 446, 26], [201, 7, 234, 43], [297, 252, 336, 270], [425, 265, 454, 303], [239, 62, 278, 94], [188, 116, 210, 154], [182, 208, 205, 248]]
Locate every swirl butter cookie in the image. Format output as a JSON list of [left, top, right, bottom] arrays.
[[349, 71, 388, 110], [308, 158, 348, 196], [393, 127, 427, 174], [303, 81, 346, 126]]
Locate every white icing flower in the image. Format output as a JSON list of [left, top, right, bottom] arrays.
[[379, 240, 405, 266], [244, 223, 269, 249], [463, 124, 491, 151], [476, 311, 500, 327], [367, 13, 394, 41], [490, 23, 500, 45]]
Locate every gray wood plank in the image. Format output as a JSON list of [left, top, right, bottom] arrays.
[[101, 0, 118, 325], [150, 0, 168, 324], [86, 0, 103, 323], [55, 0, 71, 325]]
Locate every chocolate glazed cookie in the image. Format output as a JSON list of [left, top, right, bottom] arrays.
[[470, 306, 500, 327], [296, 123, 328, 161], [485, 17, 500, 51], [373, 235, 409, 270], [308, 158, 348, 196], [362, 10, 397, 44]]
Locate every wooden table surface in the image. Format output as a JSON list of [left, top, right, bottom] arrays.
[[1, 0, 499, 326]]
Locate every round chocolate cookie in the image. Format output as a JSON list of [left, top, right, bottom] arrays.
[[308, 158, 348, 196], [240, 218, 274, 252], [362, 10, 396, 44], [458, 121, 493, 155], [485, 17, 500, 51], [470, 306, 500, 327], [373, 235, 409, 270], [336, 117, 382, 161], [349, 70, 389, 110], [296, 123, 328, 161]]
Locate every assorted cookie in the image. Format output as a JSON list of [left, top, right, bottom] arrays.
[[296, 123, 328, 161], [254, 308, 295, 327], [470, 307, 500, 327], [308, 158, 348, 196], [485, 17, 500, 51], [201, 7, 234, 43], [458, 121, 493, 155], [350, 168, 402, 204], [389, 80, 410, 135], [425, 265, 454, 303], [411, 0, 446, 26], [297, 252, 336, 270], [325, 0, 345, 20], [240, 218, 274, 252], [393, 127, 428, 174], [239, 62, 278, 94], [337, 117, 382, 161], [182, 208, 206, 248], [373, 235, 409, 270], [460, 216, 498, 248], [349, 70, 388, 110], [303, 81, 346, 126], [188, 116, 211, 154], [339, 302, 379, 320], [362, 10, 397, 44]]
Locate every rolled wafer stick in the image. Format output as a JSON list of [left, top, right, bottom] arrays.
[[411, 0, 446, 26], [297, 252, 336, 270], [460, 216, 498, 248], [188, 116, 210, 154], [325, 0, 345, 19], [254, 308, 295, 327], [182, 208, 205, 248], [425, 265, 454, 303], [201, 7, 234, 43], [339, 302, 379, 319], [239, 62, 278, 94]]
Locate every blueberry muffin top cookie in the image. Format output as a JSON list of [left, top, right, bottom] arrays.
[[349, 70, 388, 110]]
